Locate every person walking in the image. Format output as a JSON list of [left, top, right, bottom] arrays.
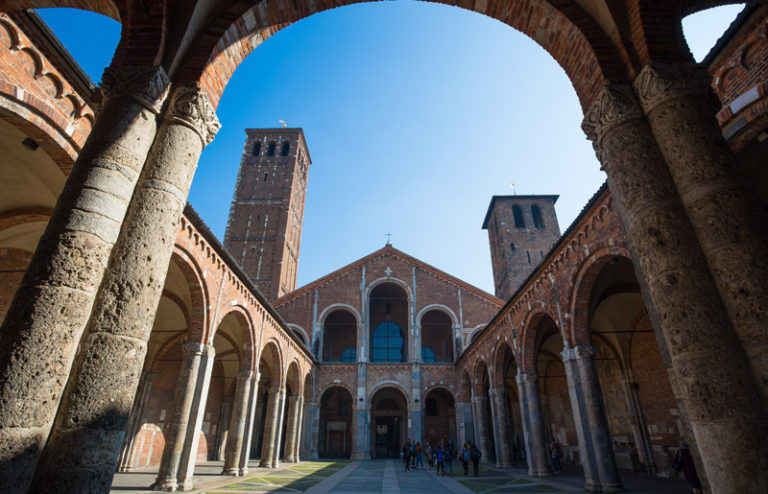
[[436, 442, 445, 476], [673, 441, 702, 494], [549, 437, 563, 474], [444, 439, 454, 476], [402, 441, 412, 472], [425, 441, 434, 469], [460, 442, 471, 476], [469, 440, 482, 477], [415, 441, 424, 469]]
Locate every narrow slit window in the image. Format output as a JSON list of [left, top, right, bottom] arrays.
[[513, 205, 525, 228], [267, 141, 276, 156], [280, 142, 290, 156], [252, 142, 261, 156], [527, 251, 531, 264]]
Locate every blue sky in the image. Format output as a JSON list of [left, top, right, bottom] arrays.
[[38, 3, 743, 295]]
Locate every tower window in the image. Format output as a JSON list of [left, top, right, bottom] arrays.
[[252, 142, 261, 156], [280, 142, 290, 156], [512, 205, 525, 228], [264, 173, 268, 182], [510, 242, 516, 252], [532, 204, 545, 228], [540, 250, 544, 259], [527, 251, 531, 264], [267, 141, 276, 156]]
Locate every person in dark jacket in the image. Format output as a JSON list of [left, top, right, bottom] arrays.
[[402, 441, 412, 471], [469, 440, 482, 476], [673, 441, 702, 494]]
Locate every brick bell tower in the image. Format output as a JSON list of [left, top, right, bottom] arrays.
[[224, 128, 311, 301], [483, 195, 561, 301]]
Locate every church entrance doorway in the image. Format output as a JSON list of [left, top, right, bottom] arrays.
[[370, 387, 408, 458], [319, 386, 353, 458]]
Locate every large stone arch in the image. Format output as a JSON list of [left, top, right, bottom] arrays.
[[318, 302, 362, 326], [177, 0, 631, 112], [519, 307, 561, 372], [258, 339, 285, 388], [212, 307, 255, 372], [170, 245, 210, 342], [491, 338, 517, 387]]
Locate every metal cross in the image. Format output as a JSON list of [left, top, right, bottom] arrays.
[[385, 232, 393, 244]]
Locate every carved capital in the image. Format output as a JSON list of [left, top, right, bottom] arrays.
[[517, 372, 538, 384], [582, 85, 643, 160], [165, 85, 221, 146], [633, 63, 712, 114], [100, 66, 170, 114], [573, 344, 595, 360]]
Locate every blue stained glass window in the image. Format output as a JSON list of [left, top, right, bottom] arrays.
[[371, 321, 404, 362], [421, 347, 435, 363], [340, 347, 357, 362]]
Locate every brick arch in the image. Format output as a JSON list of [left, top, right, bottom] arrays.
[[628, 0, 697, 66], [0, 1, 122, 20], [319, 382, 355, 402], [460, 369, 472, 402], [568, 247, 632, 346], [169, 246, 209, 343], [0, 207, 53, 236], [491, 338, 516, 387], [148, 331, 187, 373], [211, 306, 255, 372], [285, 359, 301, 395], [473, 358, 490, 396], [258, 339, 284, 387], [177, 0, 630, 112], [518, 307, 560, 373], [367, 380, 410, 403], [423, 384, 456, 403], [416, 304, 458, 327], [318, 302, 361, 326]]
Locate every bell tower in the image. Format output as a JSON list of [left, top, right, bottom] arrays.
[[224, 128, 311, 301], [483, 195, 560, 301]]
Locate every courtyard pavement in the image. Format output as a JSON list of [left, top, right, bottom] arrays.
[[111, 459, 693, 493]]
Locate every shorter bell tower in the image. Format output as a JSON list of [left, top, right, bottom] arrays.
[[483, 195, 560, 301]]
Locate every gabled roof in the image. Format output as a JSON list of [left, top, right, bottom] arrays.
[[482, 194, 560, 229], [274, 244, 504, 307]]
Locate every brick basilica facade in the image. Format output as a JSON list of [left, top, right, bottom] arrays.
[[0, 3, 767, 494]]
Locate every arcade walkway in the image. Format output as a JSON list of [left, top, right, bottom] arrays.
[[110, 460, 691, 493]]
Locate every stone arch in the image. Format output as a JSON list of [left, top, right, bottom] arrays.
[[460, 370, 473, 402], [258, 339, 285, 388], [369, 385, 409, 458], [318, 302, 362, 326], [569, 247, 632, 346], [491, 339, 516, 387], [285, 359, 301, 396], [519, 308, 561, 372], [422, 384, 457, 402], [170, 246, 210, 343], [367, 279, 410, 363], [365, 275, 413, 301], [367, 380, 411, 403], [423, 386, 456, 447], [318, 385, 354, 458], [286, 323, 309, 346], [419, 307, 455, 363], [415, 303, 458, 326], [179, 0, 631, 112], [321, 307, 358, 363], [473, 358, 491, 395], [318, 381, 355, 402]]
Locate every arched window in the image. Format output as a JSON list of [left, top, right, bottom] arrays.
[[510, 242, 516, 252], [532, 204, 545, 228], [512, 205, 525, 228], [252, 142, 261, 156], [421, 309, 453, 362], [371, 321, 404, 363], [280, 142, 290, 156], [267, 141, 276, 156], [323, 310, 357, 362], [421, 347, 436, 363]]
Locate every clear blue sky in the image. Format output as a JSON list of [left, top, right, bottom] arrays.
[[38, 3, 743, 295]]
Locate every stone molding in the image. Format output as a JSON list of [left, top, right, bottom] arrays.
[[100, 65, 170, 114], [581, 84, 643, 163], [164, 85, 221, 146], [633, 63, 713, 114], [517, 372, 538, 384], [182, 341, 214, 357]]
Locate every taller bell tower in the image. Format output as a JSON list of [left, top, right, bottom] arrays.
[[224, 128, 311, 301], [483, 195, 561, 301]]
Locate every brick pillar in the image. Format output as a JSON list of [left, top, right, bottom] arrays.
[[282, 395, 300, 462], [151, 342, 213, 491], [238, 372, 260, 475], [0, 66, 170, 491], [470, 394, 491, 464], [223, 371, 254, 475], [489, 386, 513, 468], [583, 84, 768, 494], [259, 386, 284, 468], [30, 85, 220, 492], [562, 347, 599, 491], [516, 373, 550, 478], [306, 401, 320, 460], [118, 371, 156, 472], [635, 63, 768, 406], [573, 346, 621, 492]]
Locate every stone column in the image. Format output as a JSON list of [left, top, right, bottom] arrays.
[[29, 85, 220, 492], [223, 371, 253, 475], [149, 343, 213, 491], [282, 395, 300, 463], [411, 364, 422, 444], [259, 386, 284, 468], [272, 387, 287, 468], [583, 84, 768, 494], [489, 386, 513, 468], [118, 371, 156, 472], [300, 399, 313, 457], [238, 372, 260, 475], [573, 346, 621, 492], [634, 63, 768, 405], [562, 348, 599, 491], [292, 396, 305, 463], [620, 375, 656, 473], [471, 394, 491, 464], [517, 373, 550, 477], [306, 401, 320, 460], [0, 66, 170, 491]]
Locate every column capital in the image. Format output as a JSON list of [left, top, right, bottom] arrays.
[[182, 341, 214, 357], [582, 84, 643, 164], [237, 370, 254, 380], [164, 85, 221, 146], [517, 372, 538, 384], [561, 346, 577, 362], [573, 344, 595, 360], [100, 65, 170, 114], [633, 63, 712, 115]]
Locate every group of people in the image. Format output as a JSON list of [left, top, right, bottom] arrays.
[[401, 439, 482, 477]]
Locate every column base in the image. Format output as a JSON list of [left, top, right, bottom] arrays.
[[119, 466, 135, 472], [600, 482, 623, 493], [258, 459, 271, 468], [306, 452, 319, 460], [222, 467, 240, 476], [351, 451, 367, 460], [531, 468, 551, 478], [180, 478, 195, 491], [271, 460, 280, 469], [239, 467, 249, 476], [151, 478, 178, 491]]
